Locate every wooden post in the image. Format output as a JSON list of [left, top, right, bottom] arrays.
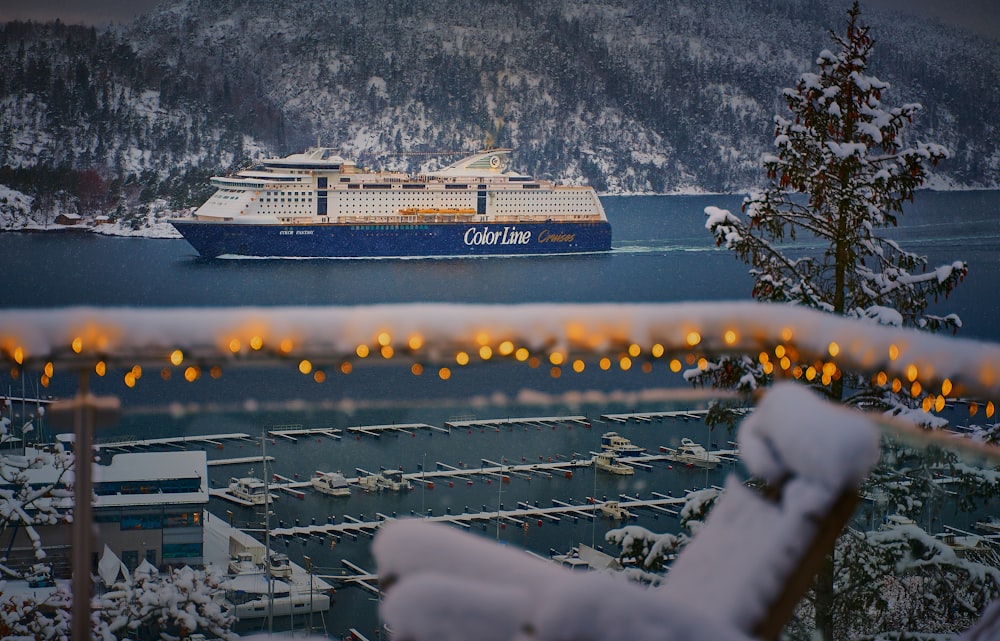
[[47, 373, 120, 641]]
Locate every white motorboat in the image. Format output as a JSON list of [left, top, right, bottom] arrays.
[[598, 500, 633, 520], [665, 438, 721, 469], [266, 551, 293, 579], [228, 476, 275, 505], [358, 469, 413, 492], [600, 432, 646, 457], [311, 470, 351, 496], [591, 451, 634, 475]]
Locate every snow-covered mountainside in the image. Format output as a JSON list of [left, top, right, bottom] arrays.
[[1, 0, 998, 231]]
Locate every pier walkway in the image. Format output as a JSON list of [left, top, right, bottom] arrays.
[[269, 493, 692, 542]]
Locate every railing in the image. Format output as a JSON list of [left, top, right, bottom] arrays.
[[2, 301, 998, 640]]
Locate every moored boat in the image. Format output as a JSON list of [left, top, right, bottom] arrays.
[[266, 551, 293, 579], [591, 451, 634, 475], [311, 470, 351, 497], [600, 432, 646, 457], [170, 147, 612, 258], [221, 573, 331, 620], [664, 438, 721, 469], [598, 500, 633, 520], [358, 469, 413, 492], [228, 476, 275, 505]]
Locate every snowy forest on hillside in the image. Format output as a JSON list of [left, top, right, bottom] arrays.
[[1, 0, 1000, 230]]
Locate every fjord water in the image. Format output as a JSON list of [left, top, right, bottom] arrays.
[[3, 192, 999, 637]]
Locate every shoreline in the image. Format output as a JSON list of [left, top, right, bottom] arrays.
[[2, 187, 997, 240]]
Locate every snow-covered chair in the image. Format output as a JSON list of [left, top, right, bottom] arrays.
[[372, 383, 883, 641]]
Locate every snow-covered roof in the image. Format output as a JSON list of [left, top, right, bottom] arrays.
[[10, 449, 208, 507], [93, 450, 208, 507]]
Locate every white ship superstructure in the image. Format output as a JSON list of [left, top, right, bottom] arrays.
[[190, 148, 606, 226]]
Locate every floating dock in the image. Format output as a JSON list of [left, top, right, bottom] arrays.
[[445, 415, 590, 430], [269, 493, 691, 542], [82, 432, 255, 452]]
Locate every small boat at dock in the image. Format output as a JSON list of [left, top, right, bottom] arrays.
[[358, 469, 413, 492], [664, 438, 721, 469], [311, 470, 351, 496], [600, 432, 646, 457], [591, 451, 634, 475], [229, 476, 276, 505], [598, 500, 633, 520], [266, 551, 293, 579]]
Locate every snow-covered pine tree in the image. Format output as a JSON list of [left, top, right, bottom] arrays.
[[620, 3, 1000, 640], [697, 3, 997, 640], [707, 0, 965, 345]]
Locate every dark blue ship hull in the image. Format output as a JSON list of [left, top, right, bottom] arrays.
[[170, 220, 612, 258]]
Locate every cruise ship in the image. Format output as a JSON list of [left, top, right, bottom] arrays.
[[170, 147, 612, 258]]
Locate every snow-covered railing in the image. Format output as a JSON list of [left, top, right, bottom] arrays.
[[0, 302, 995, 391], [2, 301, 998, 397], [3, 301, 998, 464]]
